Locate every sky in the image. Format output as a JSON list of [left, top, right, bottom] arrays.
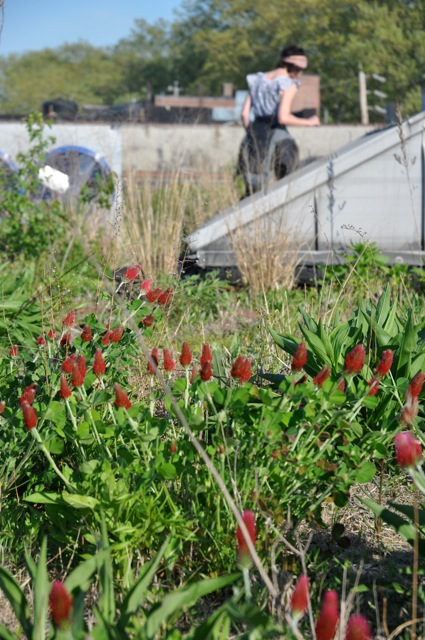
[[0, 0, 184, 56]]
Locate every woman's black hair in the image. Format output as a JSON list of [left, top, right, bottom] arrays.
[[277, 44, 306, 73]]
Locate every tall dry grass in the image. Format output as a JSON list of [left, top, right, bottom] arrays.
[[110, 170, 241, 278], [229, 208, 304, 293]]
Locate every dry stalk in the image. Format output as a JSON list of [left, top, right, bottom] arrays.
[[229, 207, 303, 292]]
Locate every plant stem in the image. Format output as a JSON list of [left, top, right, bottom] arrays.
[[412, 487, 419, 640], [30, 428, 75, 491], [242, 567, 252, 601]]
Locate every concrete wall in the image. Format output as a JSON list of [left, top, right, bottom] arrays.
[[1, 122, 379, 179]]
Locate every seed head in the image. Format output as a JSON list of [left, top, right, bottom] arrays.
[[374, 349, 393, 378], [395, 431, 422, 468], [80, 325, 93, 342], [344, 344, 366, 375], [292, 342, 307, 372], [236, 510, 256, 568], [62, 310, 76, 328], [291, 575, 309, 618], [22, 402, 37, 430], [179, 342, 192, 368], [49, 580, 73, 627], [345, 614, 372, 640], [114, 383, 132, 409], [93, 349, 106, 378]]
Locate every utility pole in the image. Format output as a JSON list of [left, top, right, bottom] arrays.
[[359, 70, 369, 125]]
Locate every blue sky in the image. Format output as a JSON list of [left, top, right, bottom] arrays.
[[0, 0, 184, 56]]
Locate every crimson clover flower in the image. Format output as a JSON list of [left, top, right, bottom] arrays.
[[49, 580, 73, 627], [200, 361, 213, 381], [231, 356, 252, 384], [368, 377, 379, 396], [140, 279, 152, 293], [158, 287, 173, 305], [400, 396, 419, 424], [47, 329, 56, 339], [147, 348, 159, 375], [9, 345, 18, 357], [123, 264, 142, 282], [200, 343, 213, 365], [19, 383, 36, 406], [101, 330, 112, 346], [179, 342, 192, 368], [36, 334, 46, 346], [0, 401, 5, 414], [110, 324, 124, 343], [313, 366, 331, 387], [60, 375, 72, 399], [231, 355, 244, 380], [93, 349, 106, 378], [374, 349, 393, 378], [315, 590, 339, 640], [80, 325, 93, 342], [62, 353, 77, 374], [290, 574, 309, 619], [395, 431, 422, 468], [292, 342, 307, 372], [141, 314, 155, 327], [345, 614, 372, 640], [407, 372, 425, 400], [22, 402, 37, 430], [114, 383, 132, 409], [146, 288, 162, 303], [60, 333, 72, 347], [163, 348, 175, 373], [71, 362, 85, 388], [77, 355, 87, 378], [238, 358, 252, 383], [236, 510, 256, 568], [62, 310, 76, 328], [344, 344, 366, 374]]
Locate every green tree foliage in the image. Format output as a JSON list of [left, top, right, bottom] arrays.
[[0, 0, 424, 121], [0, 43, 126, 113]]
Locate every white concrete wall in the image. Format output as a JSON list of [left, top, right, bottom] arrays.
[[0, 122, 379, 177]]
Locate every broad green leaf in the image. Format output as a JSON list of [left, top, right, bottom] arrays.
[[0, 566, 32, 639], [329, 323, 350, 367], [375, 283, 391, 327], [355, 462, 376, 483], [298, 307, 318, 333], [118, 537, 173, 630], [33, 538, 48, 640], [144, 574, 239, 640], [98, 515, 115, 625], [0, 623, 17, 640], [396, 310, 418, 376], [62, 492, 99, 510], [24, 492, 64, 505], [362, 396, 379, 409], [389, 502, 425, 527], [268, 326, 298, 355], [318, 318, 335, 364], [258, 373, 286, 386], [299, 325, 329, 365], [157, 463, 177, 480], [65, 550, 109, 593]]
